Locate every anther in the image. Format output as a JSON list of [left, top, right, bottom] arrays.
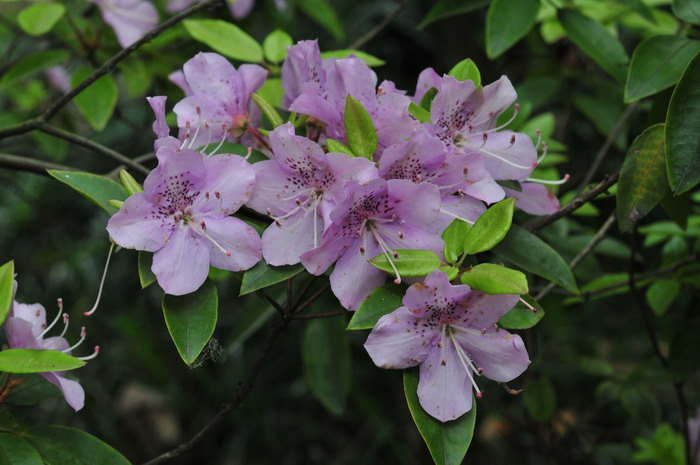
[[359, 246, 366, 254], [78, 345, 100, 361], [59, 313, 70, 338], [214, 191, 221, 199], [398, 231, 404, 239], [519, 297, 538, 313]]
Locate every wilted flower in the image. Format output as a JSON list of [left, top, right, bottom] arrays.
[[364, 269, 530, 421]]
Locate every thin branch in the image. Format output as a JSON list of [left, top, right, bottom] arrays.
[[0, 153, 76, 176], [289, 311, 343, 320], [525, 172, 619, 232], [291, 275, 318, 310], [348, 0, 410, 50], [36, 123, 150, 175], [256, 290, 286, 316], [535, 210, 616, 300], [292, 283, 331, 315], [576, 101, 640, 193]]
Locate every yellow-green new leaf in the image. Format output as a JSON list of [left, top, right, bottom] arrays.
[[460, 263, 529, 295]]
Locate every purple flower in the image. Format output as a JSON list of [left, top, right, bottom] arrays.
[[4, 283, 98, 412], [247, 123, 378, 266], [301, 179, 444, 310], [364, 269, 530, 422], [106, 145, 261, 295], [91, 0, 159, 48], [172, 53, 267, 150], [503, 182, 560, 216], [281, 40, 326, 110], [413, 67, 441, 103]]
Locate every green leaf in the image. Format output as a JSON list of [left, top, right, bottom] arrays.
[[119, 59, 153, 98], [137, 252, 156, 289], [4, 374, 62, 406], [441, 220, 471, 264], [251, 93, 284, 128], [498, 295, 544, 329], [321, 50, 385, 67], [665, 50, 700, 195], [297, 0, 345, 41], [0, 349, 85, 374], [447, 58, 481, 86], [558, 9, 629, 82], [48, 170, 128, 215], [460, 263, 529, 295], [625, 35, 700, 102], [119, 169, 143, 196], [347, 284, 405, 330], [403, 368, 476, 465], [263, 29, 293, 63], [419, 0, 490, 29], [419, 88, 438, 110], [23, 426, 131, 465], [0, 434, 43, 465], [257, 77, 284, 108], [672, 0, 700, 25], [17, 3, 65, 36], [303, 317, 351, 415], [344, 96, 377, 159], [326, 139, 355, 156], [162, 280, 218, 365], [440, 266, 459, 281], [370, 250, 441, 278], [523, 376, 556, 422], [0, 260, 14, 326], [668, 314, 700, 380], [183, 19, 263, 62], [492, 225, 578, 293], [486, 0, 540, 58], [408, 102, 431, 123], [463, 198, 515, 255], [0, 50, 70, 89], [645, 279, 680, 316], [633, 424, 685, 465], [239, 262, 304, 296], [616, 124, 667, 232], [71, 68, 118, 131]]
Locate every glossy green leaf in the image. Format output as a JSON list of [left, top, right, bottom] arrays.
[[625, 35, 700, 102], [303, 316, 351, 414], [17, 3, 65, 36], [672, 0, 700, 25], [448, 58, 481, 86], [344, 96, 377, 159], [463, 198, 514, 255], [251, 92, 284, 128], [419, 88, 438, 110], [460, 263, 528, 295], [492, 225, 578, 293], [0, 349, 85, 374], [646, 279, 680, 316], [137, 252, 156, 289], [257, 77, 284, 108], [239, 262, 304, 296], [0, 260, 14, 326], [321, 50, 385, 67], [183, 19, 263, 62], [23, 426, 131, 465], [498, 295, 544, 329], [486, 0, 540, 58], [297, 0, 345, 41], [48, 170, 128, 215], [0, 50, 70, 89], [119, 169, 143, 196], [523, 376, 556, 422], [419, 0, 490, 29], [162, 279, 218, 365], [616, 124, 667, 232], [347, 284, 405, 330], [440, 266, 459, 281], [326, 139, 355, 156], [370, 250, 441, 278], [71, 68, 118, 131], [4, 374, 62, 406], [408, 102, 431, 123], [403, 368, 476, 465], [558, 9, 629, 82], [263, 29, 293, 63], [0, 434, 43, 465], [441, 220, 471, 264], [665, 50, 700, 195]]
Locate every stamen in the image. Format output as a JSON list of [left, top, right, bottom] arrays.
[[39, 297, 64, 338], [207, 123, 228, 156], [439, 208, 474, 224], [448, 330, 483, 398], [84, 242, 115, 316], [189, 221, 232, 256], [519, 297, 538, 313], [525, 174, 570, 185], [312, 195, 320, 248], [477, 147, 534, 170], [481, 103, 519, 134], [78, 346, 100, 361], [59, 314, 70, 338], [187, 107, 204, 149], [437, 179, 467, 192], [200, 121, 213, 150], [245, 147, 253, 161], [537, 142, 548, 165], [63, 326, 87, 353], [480, 132, 488, 148], [368, 224, 402, 284], [534, 129, 542, 150]]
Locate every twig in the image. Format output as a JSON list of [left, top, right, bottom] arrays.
[[535, 211, 616, 300], [0, 153, 76, 176], [292, 283, 331, 315], [525, 172, 619, 232], [348, 0, 410, 50], [257, 290, 286, 316], [289, 311, 343, 320], [576, 101, 640, 194], [291, 275, 318, 310]]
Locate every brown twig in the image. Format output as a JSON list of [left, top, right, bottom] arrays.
[[348, 0, 410, 50], [0, 153, 76, 176], [292, 283, 331, 315], [288, 311, 343, 320]]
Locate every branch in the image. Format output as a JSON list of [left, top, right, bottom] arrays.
[[0, 153, 76, 176], [348, 0, 410, 50], [289, 311, 343, 320], [525, 172, 619, 232]]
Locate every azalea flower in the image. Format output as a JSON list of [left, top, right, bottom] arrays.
[[247, 123, 378, 266], [301, 179, 444, 310], [364, 269, 530, 421], [503, 182, 560, 216], [4, 282, 98, 412], [91, 0, 159, 48], [689, 408, 700, 465], [106, 144, 261, 295]]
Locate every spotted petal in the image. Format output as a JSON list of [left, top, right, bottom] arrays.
[[364, 306, 434, 368], [452, 327, 530, 382]]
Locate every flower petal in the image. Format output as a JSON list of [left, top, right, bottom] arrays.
[[152, 227, 210, 295], [329, 236, 387, 310], [11, 302, 46, 338], [470, 131, 537, 181], [403, 270, 471, 316], [364, 306, 434, 368], [4, 317, 43, 350], [262, 209, 320, 266], [106, 192, 174, 252], [200, 216, 262, 271], [41, 372, 85, 412], [453, 328, 530, 382], [504, 182, 560, 216], [191, 154, 256, 215]]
